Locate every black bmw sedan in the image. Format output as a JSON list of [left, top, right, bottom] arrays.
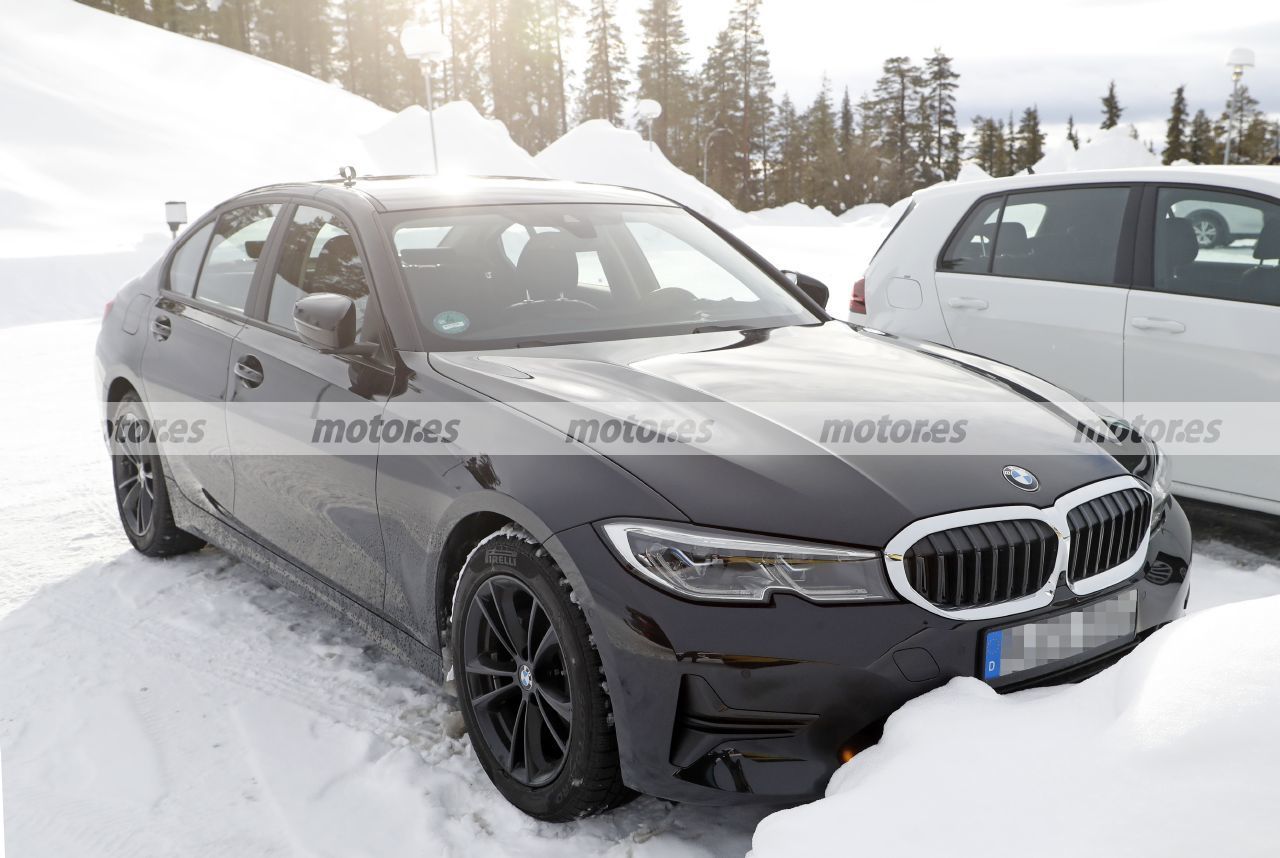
[[96, 175, 1192, 821]]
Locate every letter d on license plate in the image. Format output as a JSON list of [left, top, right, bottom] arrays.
[[982, 589, 1138, 682]]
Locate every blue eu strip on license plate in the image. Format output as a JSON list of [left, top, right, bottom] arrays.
[[982, 589, 1138, 682]]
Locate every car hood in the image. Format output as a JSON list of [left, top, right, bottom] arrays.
[[422, 322, 1129, 547]]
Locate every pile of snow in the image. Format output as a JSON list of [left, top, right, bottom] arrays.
[[360, 102, 546, 178], [837, 202, 890, 223], [752, 594, 1280, 858], [534, 120, 742, 224], [745, 203, 840, 227], [0, 0, 390, 259], [1033, 125, 1161, 174], [956, 162, 993, 182]]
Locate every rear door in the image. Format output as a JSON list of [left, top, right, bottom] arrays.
[[1124, 184, 1280, 508], [225, 203, 396, 607], [934, 185, 1138, 402], [141, 202, 282, 513]]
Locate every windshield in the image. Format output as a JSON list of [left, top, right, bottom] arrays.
[[383, 203, 818, 349]]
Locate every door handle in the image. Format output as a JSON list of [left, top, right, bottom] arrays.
[[234, 356, 264, 388], [1130, 316, 1186, 333], [947, 297, 989, 310], [150, 315, 172, 341]]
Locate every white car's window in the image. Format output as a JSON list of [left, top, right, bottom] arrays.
[[991, 187, 1130, 285], [1156, 188, 1280, 305], [196, 204, 281, 313], [939, 197, 1003, 273]]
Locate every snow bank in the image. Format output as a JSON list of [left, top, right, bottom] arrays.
[[746, 203, 840, 227], [361, 102, 547, 178], [751, 595, 1280, 858], [534, 120, 741, 224], [837, 202, 889, 223], [1034, 125, 1161, 174]]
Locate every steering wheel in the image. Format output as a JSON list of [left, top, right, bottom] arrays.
[[641, 287, 698, 309]]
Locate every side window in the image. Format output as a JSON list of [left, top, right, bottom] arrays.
[[1156, 187, 1280, 306], [268, 206, 370, 330], [991, 187, 1130, 285], [939, 197, 1003, 273], [167, 222, 213, 297], [195, 204, 281, 313]]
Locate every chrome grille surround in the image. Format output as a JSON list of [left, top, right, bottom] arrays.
[[884, 476, 1154, 621]]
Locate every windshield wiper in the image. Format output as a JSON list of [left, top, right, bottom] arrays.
[[692, 324, 753, 334], [516, 338, 586, 348]]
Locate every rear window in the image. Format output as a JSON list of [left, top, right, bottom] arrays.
[[940, 187, 1131, 286]]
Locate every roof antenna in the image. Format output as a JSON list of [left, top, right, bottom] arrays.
[[338, 166, 357, 187]]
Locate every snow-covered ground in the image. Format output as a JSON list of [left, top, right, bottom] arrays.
[[3, 320, 1280, 857]]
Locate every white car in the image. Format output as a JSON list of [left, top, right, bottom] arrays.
[[863, 166, 1280, 515]]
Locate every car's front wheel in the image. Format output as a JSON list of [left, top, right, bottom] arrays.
[[110, 392, 205, 557], [451, 533, 631, 820]]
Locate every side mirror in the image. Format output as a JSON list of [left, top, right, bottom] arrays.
[[293, 293, 376, 356], [782, 270, 830, 311]]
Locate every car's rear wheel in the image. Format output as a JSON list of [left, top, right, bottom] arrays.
[[451, 533, 631, 820], [110, 393, 205, 557]]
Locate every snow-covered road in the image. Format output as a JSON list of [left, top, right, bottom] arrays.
[[2, 320, 1279, 857]]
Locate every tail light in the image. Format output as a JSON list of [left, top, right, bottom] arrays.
[[103, 299, 115, 320], [849, 278, 866, 315]]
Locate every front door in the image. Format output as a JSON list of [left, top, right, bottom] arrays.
[[1124, 185, 1280, 509], [226, 204, 395, 607]]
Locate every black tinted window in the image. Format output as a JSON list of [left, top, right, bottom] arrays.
[[167, 222, 212, 297], [992, 187, 1130, 285], [1155, 187, 1280, 306], [194, 204, 281, 313], [268, 206, 370, 329], [940, 197, 1002, 273]]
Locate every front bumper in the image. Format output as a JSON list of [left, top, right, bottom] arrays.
[[546, 499, 1193, 805]]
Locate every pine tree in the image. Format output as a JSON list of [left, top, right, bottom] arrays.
[[919, 49, 961, 183], [801, 76, 841, 212], [697, 29, 742, 198], [861, 56, 925, 200], [1100, 80, 1123, 129], [725, 0, 774, 208], [1188, 108, 1217, 164], [636, 0, 694, 163], [1163, 85, 1188, 164], [769, 93, 805, 206], [577, 0, 629, 125], [1014, 106, 1044, 172], [1066, 114, 1080, 150], [1221, 84, 1263, 163], [969, 116, 1007, 176]]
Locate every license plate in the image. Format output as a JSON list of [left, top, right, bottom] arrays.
[[982, 589, 1138, 682]]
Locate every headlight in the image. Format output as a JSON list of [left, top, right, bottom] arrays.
[[598, 520, 895, 603], [1147, 441, 1173, 514]]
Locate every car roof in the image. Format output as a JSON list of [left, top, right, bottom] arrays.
[[915, 165, 1280, 203], [242, 174, 678, 212]]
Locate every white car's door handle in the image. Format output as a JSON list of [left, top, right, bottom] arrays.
[[1130, 316, 1186, 333], [947, 297, 989, 310]]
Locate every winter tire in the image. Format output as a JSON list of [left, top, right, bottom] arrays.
[[452, 533, 631, 821], [110, 392, 206, 557]]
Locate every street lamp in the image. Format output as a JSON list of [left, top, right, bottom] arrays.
[[400, 24, 451, 175], [636, 99, 662, 152], [1223, 47, 1255, 165], [164, 201, 187, 241], [702, 126, 732, 186]]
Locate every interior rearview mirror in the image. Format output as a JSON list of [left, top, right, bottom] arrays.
[[293, 293, 376, 356], [782, 270, 830, 311]]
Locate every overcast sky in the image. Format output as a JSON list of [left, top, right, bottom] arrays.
[[608, 0, 1280, 145]]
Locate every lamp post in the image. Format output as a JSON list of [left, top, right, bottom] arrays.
[[400, 24, 451, 175], [636, 99, 662, 152], [164, 201, 187, 241], [1223, 47, 1255, 165], [702, 126, 732, 186]]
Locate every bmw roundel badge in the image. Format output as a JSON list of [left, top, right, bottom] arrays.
[[1003, 465, 1039, 492]]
